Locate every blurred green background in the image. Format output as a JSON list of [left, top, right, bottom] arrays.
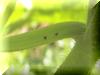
[[0, 0, 99, 75]]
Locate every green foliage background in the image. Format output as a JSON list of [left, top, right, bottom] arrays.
[[0, 0, 99, 75]]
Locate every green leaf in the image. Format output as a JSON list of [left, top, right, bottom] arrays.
[[54, 35, 93, 75], [54, 1, 100, 75], [6, 9, 34, 34], [1, 0, 16, 26]]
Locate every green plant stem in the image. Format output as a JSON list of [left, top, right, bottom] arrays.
[[0, 22, 85, 51]]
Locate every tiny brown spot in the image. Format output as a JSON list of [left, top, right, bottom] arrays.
[[55, 33, 59, 36], [44, 36, 47, 40]]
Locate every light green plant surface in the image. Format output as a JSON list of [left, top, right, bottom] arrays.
[[0, 0, 99, 75], [2, 22, 85, 51]]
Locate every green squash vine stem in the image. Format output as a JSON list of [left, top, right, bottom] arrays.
[[1, 22, 85, 51]]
